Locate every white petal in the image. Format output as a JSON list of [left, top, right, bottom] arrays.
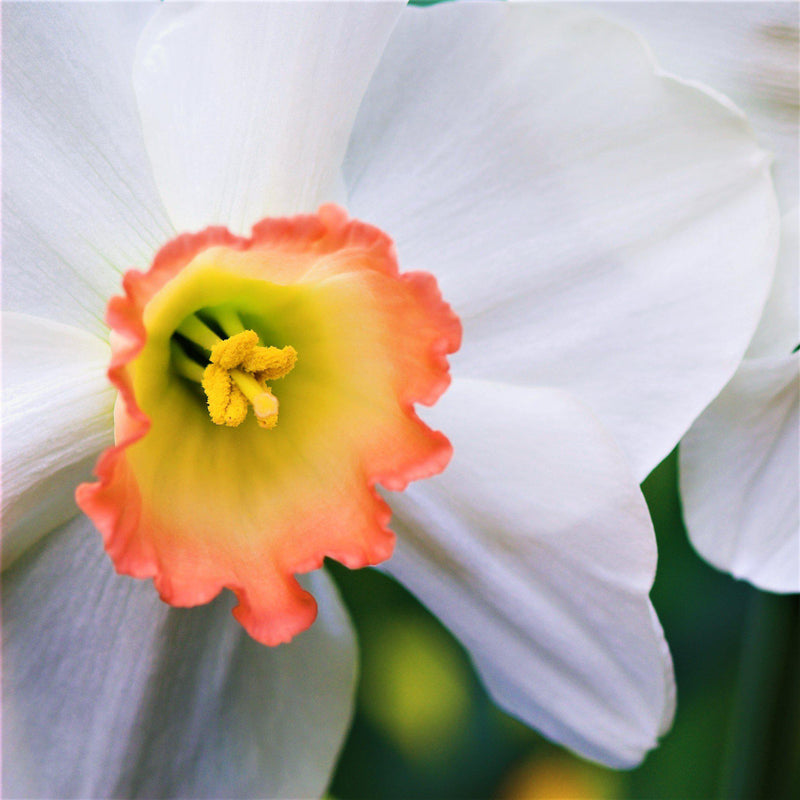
[[3, 2, 174, 336], [133, 1, 403, 235], [1, 313, 114, 569], [748, 209, 799, 358], [680, 355, 800, 592], [2, 515, 357, 799], [346, 2, 779, 480], [596, 1, 799, 211], [385, 378, 675, 768]]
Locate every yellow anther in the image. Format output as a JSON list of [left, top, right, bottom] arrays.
[[202, 364, 249, 427], [242, 345, 298, 381], [197, 329, 296, 429], [210, 330, 260, 370]]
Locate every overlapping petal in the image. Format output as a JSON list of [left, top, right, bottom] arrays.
[[680, 356, 799, 592], [2, 515, 357, 800], [1, 313, 113, 567], [597, 1, 799, 209], [132, 1, 403, 234], [346, 1, 779, 480], [680, 212, 799, 592], [748, 211, 799, 359], [607, 4, 799, 592], [386, 378, 675, 767], [3, 2, 172, 336]]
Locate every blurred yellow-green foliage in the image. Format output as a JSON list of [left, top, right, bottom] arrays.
[[328, 451, 800, 799]]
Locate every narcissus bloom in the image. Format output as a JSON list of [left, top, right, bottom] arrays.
[[604, 2, 799, 591], [2, 2, 779, 797]]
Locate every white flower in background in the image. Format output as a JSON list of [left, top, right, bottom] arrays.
[[600, 2, 799, 591], [681, 214, 798, 591], [2, 2, 779, 797]]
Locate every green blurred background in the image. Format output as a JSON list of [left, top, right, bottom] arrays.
[[327, 451, 799, 799]]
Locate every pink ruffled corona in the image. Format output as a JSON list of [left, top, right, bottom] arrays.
[[77, 205, 461, 645]]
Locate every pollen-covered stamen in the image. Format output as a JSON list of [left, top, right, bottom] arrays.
[[242, 345, 298, 381], [172, 317, 297, 429], [210, 329, 260, 369], [202, 363, 249, 426]]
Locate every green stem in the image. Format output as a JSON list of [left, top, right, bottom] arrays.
[[170, 341, 206, 384], [175, 314, 221, 351], [719, 592, 799, 800], [214, 307, 245, 337]]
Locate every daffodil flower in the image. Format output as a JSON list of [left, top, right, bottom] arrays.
[[603, 2, 798, 590], [2, 2, 779, 797]]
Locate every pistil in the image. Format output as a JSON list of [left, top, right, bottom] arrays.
[[231, 369, 280, 428]]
